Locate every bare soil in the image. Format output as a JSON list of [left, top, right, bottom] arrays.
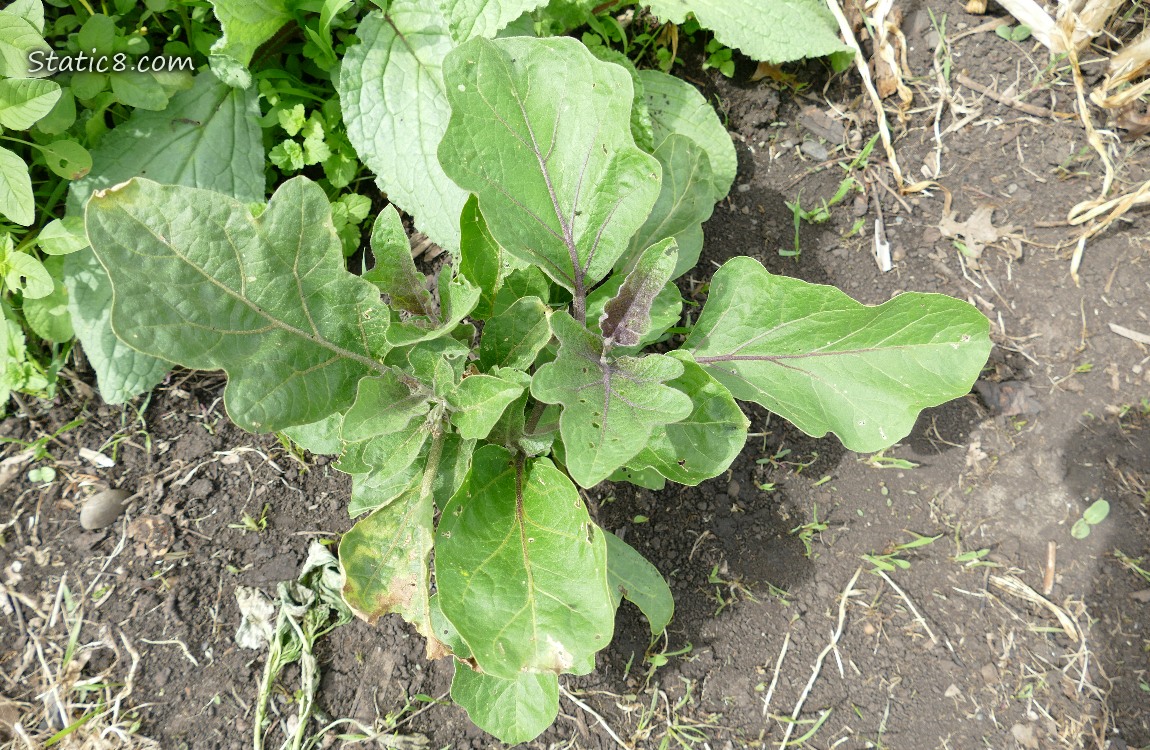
[[3, 3, 1150, 749]]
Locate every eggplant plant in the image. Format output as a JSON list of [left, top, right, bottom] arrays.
[[83, 35, 990, 744]]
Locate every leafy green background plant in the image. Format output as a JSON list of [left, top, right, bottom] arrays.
[[6, 0, 991, 744]]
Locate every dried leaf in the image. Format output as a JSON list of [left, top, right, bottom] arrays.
[[938, 205, 1016, 264]]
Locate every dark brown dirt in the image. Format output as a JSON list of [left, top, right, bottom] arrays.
[[3, 3, 1150, 749]]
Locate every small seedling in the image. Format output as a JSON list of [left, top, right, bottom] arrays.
[[1113, 549, 1150, 585], [790, 503, 829, 558], [1071, 499, 1109, 539], [229, 504, 270, 534], [27, 465, 56, 484], [863, 532, 941, 572], [995, 24, 1032, 42], [864, 449, 919, 470]]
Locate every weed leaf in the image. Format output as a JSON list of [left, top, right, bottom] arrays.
[[440, 0, 550, 43], [644, 0, 849, 64], [339, 4, 467, 251]]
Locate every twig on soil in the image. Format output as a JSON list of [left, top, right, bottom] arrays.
[[1043, 541, 1057, 597], [761, 631, 791, 717], [823, 0, 906, 189], [139, 637, 200, 667], [874, 569, 939, 645], [955, 73, 1074, 119], [1108, 322, 1150, 347], [777, 566, 862, 748], [558, 685, 629, 750], [989, 575, 1079, 642]]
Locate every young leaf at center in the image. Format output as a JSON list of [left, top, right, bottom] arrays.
[[531, 312, 692, 487], [439, 36, 661, 309]]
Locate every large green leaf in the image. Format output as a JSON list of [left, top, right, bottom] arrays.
[[441, 0, 550, 42], [68, 72, 265, 211], [0, 145, 33, 226], [436, 445, 615, 678], [339, 5, 467, 252], [626, 352, 747, 485], [84, 177, 390, 432], [65, 73, 266, 405], [439, 36, 661, 299], [619, 134, 716, 278], [531, 312, 692, 487], [64, 250, 171, 403], [0, 78, 60, 130], [684, 257, 992, 452], [605, 531, 673, 636], [207, 0, 291, 88], [639, 69, 735, 201], [451, 665, 558, 745], [645, 0, 850, 65]]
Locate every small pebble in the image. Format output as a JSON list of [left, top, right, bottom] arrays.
[[800, 140, 828, 161], [737, 184, 751, 193], [79, 488, 131, 530]]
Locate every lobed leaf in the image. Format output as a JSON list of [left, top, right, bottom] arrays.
[[64, 250, 171, 404], [439, 36, 661, 296], [684, 257, 992, 452], [448, 368, 531, 440], [531, 312, 692, 487], [451, 664, 558, 745], [64, 71, 265, 404], [84, 177, 390, 432], [626, 352, 748, 485], [436, 445, 615, 678]]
